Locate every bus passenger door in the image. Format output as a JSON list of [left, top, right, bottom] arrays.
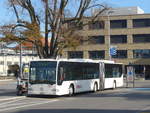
[[99, 62, 105, 91]]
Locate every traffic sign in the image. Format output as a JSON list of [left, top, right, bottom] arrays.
[[126, 66, 135, 88], [127, 66, 134, 81], [109, 46, 117, 56]]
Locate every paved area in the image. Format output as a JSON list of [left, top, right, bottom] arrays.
[[0, 80, 17, 99], [0, 80, 149, 113]]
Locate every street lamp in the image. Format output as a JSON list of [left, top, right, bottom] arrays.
[[18, 32, 24, 78], [19, 41, 22, 78], [1, 43, 7, 76], [107, 10, 114, 60], [1, 43, 6, 75]]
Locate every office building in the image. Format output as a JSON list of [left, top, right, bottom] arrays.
[[62, 7, 150, 79]]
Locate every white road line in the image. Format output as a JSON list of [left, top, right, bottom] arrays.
[[0, 96, 26, 101], [0, 100, 50, 108], [136, 106, 150, 113], [0, 98, 26, 106], [0, 99, 58, 112]]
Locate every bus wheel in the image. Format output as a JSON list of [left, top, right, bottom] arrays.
[[93, 83, 98, 92], [113, 81, 116, 89], [69, 85, 74, 96]]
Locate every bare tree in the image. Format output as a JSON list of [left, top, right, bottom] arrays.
[[0, 0, 108, 58]]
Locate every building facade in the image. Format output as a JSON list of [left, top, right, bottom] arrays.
[[0, 42, 38, 76], [62, 7, 150, 79]]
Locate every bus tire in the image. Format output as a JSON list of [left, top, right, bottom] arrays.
[[93, 83, 98, 92], [69, 85, 74, 96], [113, 81, 116, 89]]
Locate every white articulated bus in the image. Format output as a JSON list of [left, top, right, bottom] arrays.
[[28, 59, 124, 96]]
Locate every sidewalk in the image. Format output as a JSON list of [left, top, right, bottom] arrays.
[[0, 79, 14, 82], [0, 77, 16, 84], [0, 76, 16, 81], [124, 79, 150, 88]]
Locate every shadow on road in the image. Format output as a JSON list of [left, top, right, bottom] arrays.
[[15, 109, 143, 113], [0, 90, 16, 97], [27, 95, 61, 99], [72, 87, 150, 102]]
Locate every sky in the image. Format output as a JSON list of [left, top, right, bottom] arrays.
[[0, 0, 150, 25], [101, 0, 150, 13], [0, 0, 149, 47]]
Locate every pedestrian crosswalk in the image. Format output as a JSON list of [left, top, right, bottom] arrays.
[[0, 96, 58, 112]]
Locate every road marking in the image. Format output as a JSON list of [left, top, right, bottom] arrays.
[[0, 100, 50, 108], [0, 96, 26, 101], [0, 97, 26, 106], [0, 99, 58, 112], [136, 106, 150, 113]]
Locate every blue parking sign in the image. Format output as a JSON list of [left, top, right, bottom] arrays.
[[128, 71, 133, 76], [110, 47, 117, 56]]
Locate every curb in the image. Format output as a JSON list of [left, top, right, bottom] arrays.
[[0, 79, 14, 82]]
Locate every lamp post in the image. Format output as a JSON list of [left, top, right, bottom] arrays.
[[18, 32, 24, 78], [19, 41, 22, 78], [1, 43, 6, 76], [2, 43, 7, 76], [107, 10, 114, 60]]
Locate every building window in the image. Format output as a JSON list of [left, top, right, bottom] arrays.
[[133, 65, 144, 75], [89, 51, 105, 59], [133, 19, 150, 28], [133, 34, 150, 43], [0, 61, 4, 65], [14, 62, 19, 65], [68, 21, 83, 30], [110, 20, 127, 29], [7, 61, 12, 66], [68, 51, 83, 59], [112, 50, 127, 58], [110, 35, 127, 44], [133, 49, 150, 58], [88, 36, 105, 44], [89, 21, 104, 29]]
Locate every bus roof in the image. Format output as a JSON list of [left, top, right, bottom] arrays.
[[30, 58, 122, 64]]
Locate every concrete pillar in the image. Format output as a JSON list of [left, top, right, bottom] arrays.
[[128, 50, 133, 59], [62, 51, 68, 58], [84, 51, 89, 59], [127, 19, 133, 29], [127, 35, 133, 44]]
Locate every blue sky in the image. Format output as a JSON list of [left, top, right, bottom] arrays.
[[0, 0, 150, 25]]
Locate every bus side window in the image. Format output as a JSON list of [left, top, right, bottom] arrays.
[[58, 67, 65, 85]]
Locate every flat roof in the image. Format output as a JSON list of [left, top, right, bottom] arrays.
[[30, 58, 122, 64]]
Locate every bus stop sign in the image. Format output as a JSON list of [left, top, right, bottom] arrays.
[[127, 66, 134, 81]]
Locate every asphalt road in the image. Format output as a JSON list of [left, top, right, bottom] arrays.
[[0, 80, 16, 98], [0, 80, 150, 113]]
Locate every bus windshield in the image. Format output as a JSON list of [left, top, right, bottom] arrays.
[[29, 61, 57, 85]]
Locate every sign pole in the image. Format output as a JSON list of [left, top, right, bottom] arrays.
[[127, 66, 135, 88]]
